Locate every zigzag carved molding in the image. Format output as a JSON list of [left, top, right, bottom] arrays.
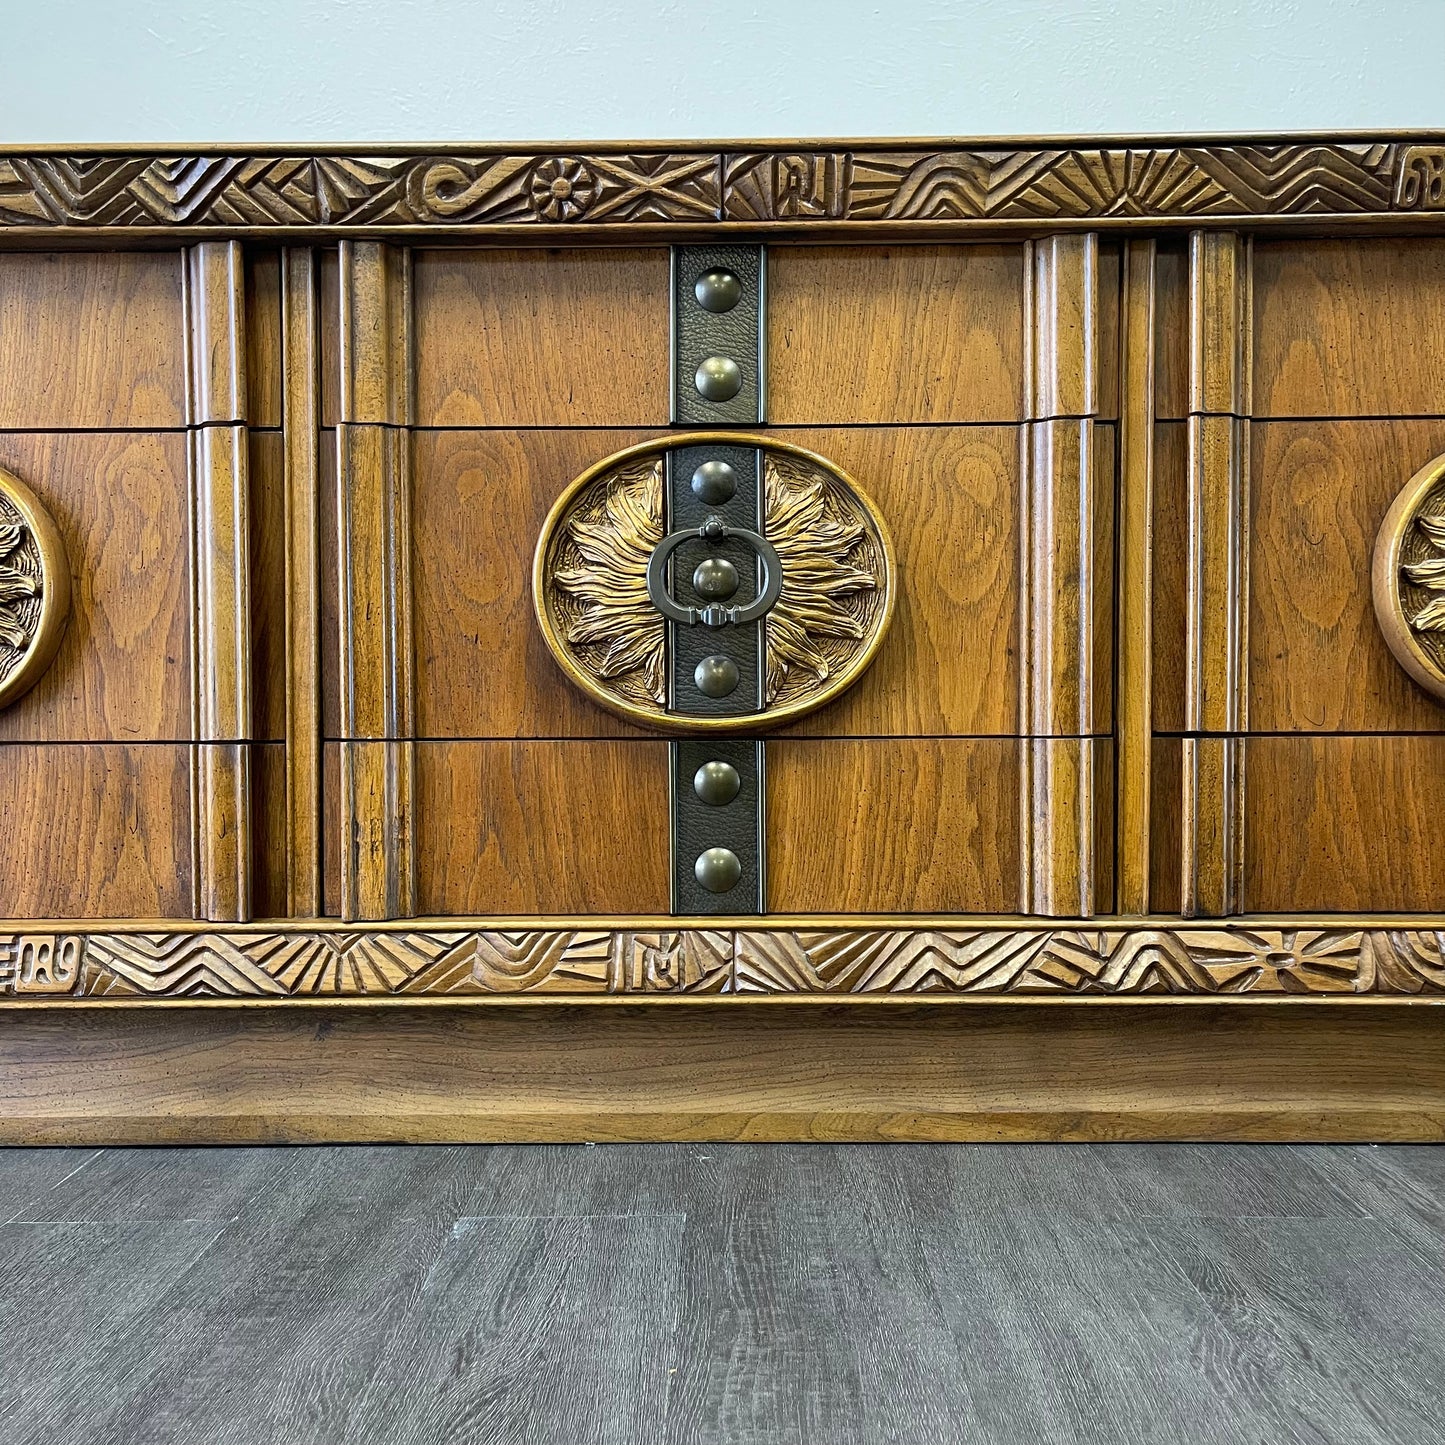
[[0, 926, 1441, 1001], [0, 142, 1442, 233]]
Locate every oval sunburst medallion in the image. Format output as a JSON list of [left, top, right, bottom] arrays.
[[1374, 451, 1445, 703], [0, 466, 70, 710], [532, 434, 895, 732]]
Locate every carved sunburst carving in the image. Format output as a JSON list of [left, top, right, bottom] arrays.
[[549, 457, 667, 706], [1403, 504, 1445, 641], [0, 467, 68, 711], [537, 436, 893, 731], [1375, 455, 1445, 703], [763, 453, 885, 708], [0, 511, 40, 659]]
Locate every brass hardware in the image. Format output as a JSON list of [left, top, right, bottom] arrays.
[[0, 466, 70, 711], [1373, 450, 1445, 701], [694, 268, 742, 313], [694, 761, 742, 805], [691, 460, 737, 504], [694, 846, 742, 893], [694, 655, 740, 698], [533, 432, 895, 734], [672, 245, 763, 425], [645, 515, 783, 628], [693, 557, 739, 601], [695, 355, 743, 402]]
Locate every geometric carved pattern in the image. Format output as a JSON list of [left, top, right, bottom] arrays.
[[3, 925, 1441, 1001], [1, 142, 1442, 234]]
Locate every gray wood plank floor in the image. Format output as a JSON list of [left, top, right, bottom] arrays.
[[0, 1143, 1441, 1444]]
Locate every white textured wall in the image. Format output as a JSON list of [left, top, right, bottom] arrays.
[[5, 0, 1442, 143]]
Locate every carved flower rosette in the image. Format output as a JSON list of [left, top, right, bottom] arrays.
[[1374, 452, 1445, 702], [532, 435, 895, 732], [0, 466, 69, 710]]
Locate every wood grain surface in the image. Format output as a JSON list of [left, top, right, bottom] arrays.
[[0, 744, 191, 917], [413, 738, 670, 914], [0, 1004, 1440, 1143], [412, 427, 654, 740], [1152, 420, 1188, 733], [0, 431, 190, 743], [772, 424, 1021, 736], [1253, 238, 1445, 418], [247, 431, 286, 743], [411, 247, 669, 428], [1153, 239, 1189, 420], [1117, 239, 1157, 913], [1244, 734, 1445, 911], [0, 251, 184, 430], [1249, 419, 1445, 732], [243, 246, 283, 430], [766, 738, 1020, 913], [767, 244, 1025, 424]]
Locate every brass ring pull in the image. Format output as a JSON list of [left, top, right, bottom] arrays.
[[645, 514, 783, 627]]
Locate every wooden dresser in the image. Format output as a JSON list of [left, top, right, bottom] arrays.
[[0, 137, 1442, 1142]]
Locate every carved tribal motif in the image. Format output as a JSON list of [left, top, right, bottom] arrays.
[[5, 926, 1443, 1000], [1, 142, 1442, 233], [535, 436, 894, 730]]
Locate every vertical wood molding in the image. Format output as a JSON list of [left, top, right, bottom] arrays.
[[336, 241, 416, 921], [282, 248, 322, 917], [184, 242, 252, 923], [1019, 234, 1109, 917], [1181, 231, 1252, 917], [1116, 239, 1157, 915]]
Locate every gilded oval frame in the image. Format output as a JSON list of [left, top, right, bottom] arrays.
[[0, 465, 71, 711], [532, 432, 898, 734], [1373, 450, 1445, 704]]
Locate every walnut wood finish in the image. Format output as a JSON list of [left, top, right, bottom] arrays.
[[280, 249, 323, 915], [185, 242, 253, 923], [1116, 240, 1157, 914], [413, 248, 669, 427], [2, 140, 1442, 239], [1179, 232, 1251, 918], [767, 245, 1025, 424], [1252, 238, 1445, 418], [413, 740, 670, 915], [2, 138, 1445, 1147], [767, 739, 1022, 913], [0, 431, 190, 743], [1244, 736, 1445, 911], [335, 242, 416, 921], [0, 251, 184, 429], [413, 424, 1020, 741], [0, 1003, 1439, 1143], [0, 744, 191, 917], [1019, 236, 1112, 916], [3, 917, 1438, 1001], [1250, 419, 1445, 732]]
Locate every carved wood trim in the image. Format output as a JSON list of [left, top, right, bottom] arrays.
[[0, 922, 1440, 1002], [335, 241, 416, 922], [1116, 239, 1157, 915], [184, 241, 252, 923], [281, 248, 323, 916], [0, 142, 1443, 238], [1019, 235, 1110, 916], [1181, 232, 1251, 917]]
